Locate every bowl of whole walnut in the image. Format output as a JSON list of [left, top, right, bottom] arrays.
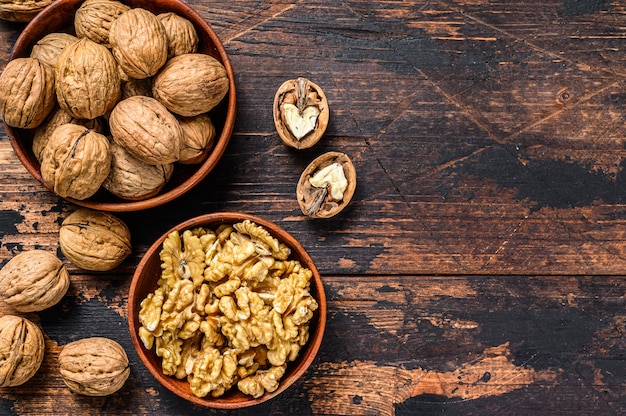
[[0, 0, 236, 211], [127, 212, 327, 408]]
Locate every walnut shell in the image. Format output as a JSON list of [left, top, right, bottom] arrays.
[[177, 113, 216, 164], [109, 96, 183, 165], [74, 0, 130, 47], [274, 77, 329, 149], [58, 337, 130, 396], [55, 37, 121, 120], [0, 315, 45, 387], [158, 12, 199, 59], [30, 32, 79, 68], [40, 123, 111, 200], [0, 57, 55, 129], [0, 250, 70, 312], [33, 107, 103, 162], [152, 53, 229, 117], [103, 140, 174, 200], [59, 208, 132, 271], [0, 0, 53, 22], [109, 8, 168, 79], [296, 151, 357, 218]]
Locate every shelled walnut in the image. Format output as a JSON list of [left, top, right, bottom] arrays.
[[59, 208, 132, 271], [0, 315, 45, 387], [0, 250, 69, 312], [58, 337, 130, 396], [273, 77, 329, 149], [297, 151, 357, 218]]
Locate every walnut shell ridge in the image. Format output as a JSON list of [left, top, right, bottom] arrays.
[[0, 250, 70, 312]]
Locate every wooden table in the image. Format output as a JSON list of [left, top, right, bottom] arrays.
[[1, 1, 625, 414]]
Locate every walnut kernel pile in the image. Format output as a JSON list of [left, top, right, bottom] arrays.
[[138, 220, 319, 398]]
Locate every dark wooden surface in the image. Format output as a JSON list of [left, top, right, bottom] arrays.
[[1, 1, 625, 414]]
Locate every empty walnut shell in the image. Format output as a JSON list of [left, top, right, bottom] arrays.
[[103, 140, 174, 201], [177, 113, 216, 164], [74, 0, 130, 47], [0, 315, 45, 387], [109, 8, 168, 79], [55, 37, 121, 120], [0, 0, 53, 22], [152, 53, 229, 117], [158, 11, 199, 59], [274, 77, 329, 149], [59, 337, 130, 396], [59, 208, 132, 271], [0, 250, 70, 312], [109, 96, 183, 165], [30, 32, 79, 68], [40, 123, 111, 200], [296, 151, 356, 218], [0, 57, 55, 129]]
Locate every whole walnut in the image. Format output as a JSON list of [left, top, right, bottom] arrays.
[[30, 32, 79, 68], [0, 57, 55, 129], [103, 140, 174, 200], [0, 0, 53, 22], [152, 53, 229, 117], [109, 8, 168, 79], [109, 96, 183, 165], [58, 337, 130, 396], [74, 0, 130, 47], [55, 37, 121, 120], [40, 123, 111, 200], [177, 113, 216, 164], [0, 315, 45, 387], [158, 12, 199, 59], [59, 208, 132, 271], [33, 107, 102, 162], [0, 250, 70, 312]]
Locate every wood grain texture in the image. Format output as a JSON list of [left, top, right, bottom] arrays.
[[0, 0, 625, 414]]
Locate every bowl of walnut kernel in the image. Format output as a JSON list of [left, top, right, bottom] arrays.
[[128, 212, 327, 408], [1, 0, 235, 211]]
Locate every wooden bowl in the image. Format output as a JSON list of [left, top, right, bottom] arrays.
[[5, 0, 236, 211], [127, 212, 327, 408]]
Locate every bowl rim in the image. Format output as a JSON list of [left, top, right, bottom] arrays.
[[127, 212, 327, 408], [5, 0, 237, 212]]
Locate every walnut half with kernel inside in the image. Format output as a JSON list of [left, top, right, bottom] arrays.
[[297, 151, 357, 218], [273, 77, 329, 149]]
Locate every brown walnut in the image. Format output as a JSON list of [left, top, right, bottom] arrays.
[[32, 107, 103, 163], [0, 57, 55, 129], [296, 151, 357, 218], [59, 208, 132, 271], [55, 37, 121, 120], [74, 0, 130, 47], [0, 250, 70, 312], [177, 113, 216, 164], [58, 337, 130, 396], [109, 95, 183, 165], [30, 32, 79, 68], [0, 315, 45, 387], [152, 53, 229, 117], [274, 77, 329, 149], [158, 12, 199, 59], [103, 140, 174, 200], [0, 0, 53, 22], [109, 8, 168, 79], [40, 123, 111, 200]]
